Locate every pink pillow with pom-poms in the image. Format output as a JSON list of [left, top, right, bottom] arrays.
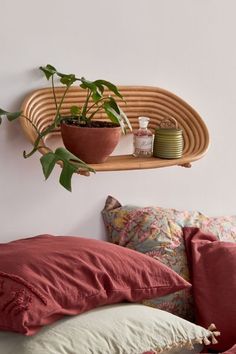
[[184, 227, 236, 352]]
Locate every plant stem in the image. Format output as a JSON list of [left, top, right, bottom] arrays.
[[85, 97, 108, 115], [81, 89, 92, 119], [24, 85, 71, 158], [21, 114, 41, 135], [23, 122, 57, 158], [55, 85, 70, 125], [51, 75, 58, 111], [88, 104, 104, 120]]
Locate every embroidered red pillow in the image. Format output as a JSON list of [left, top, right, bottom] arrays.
[[183, 227, 236, 352], [0, 235, 190, 335]]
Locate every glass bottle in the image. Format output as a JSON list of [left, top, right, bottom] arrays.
[[133, 117, 153, 157]]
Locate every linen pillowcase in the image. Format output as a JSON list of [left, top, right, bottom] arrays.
[[102, 196, 236, 321], [183, 227, 236, 352], [0, 234, 190, 335], [201, 215, 236, 242], [221, 344, 236, 354], [102, 196, 203, 320], [0, 303, 218, 354]]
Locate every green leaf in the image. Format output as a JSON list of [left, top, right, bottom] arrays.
[[118, 106, 133, 132], [80, 78, 103, 103], [104, 99, 132, 133], [94, 82, 104, 95], [59, 162, 77, 192], [0, 108, 7, 116], [7, 111, 22, 121], [57, 71, 80, 81], [94, 80, 123, 99], [40, 147, 95, 192], [39, 64, 57, 80], [92, 90, 102, 102], [92, 82, 104, 102], [103, 102, 121, 126], [40, 152, 57, 179], [60, 74, 76, 87], [0, 117, 2, 125], [70, 105, 81, 116], [80, 78, 97, 91], [103, 102, 132, 134], [108, 96, 120, 114], [54, 148, 95, 174], [0, 108, 22, 121]]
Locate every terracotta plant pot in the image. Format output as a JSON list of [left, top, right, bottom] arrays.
[[61, 121, 121, 164]]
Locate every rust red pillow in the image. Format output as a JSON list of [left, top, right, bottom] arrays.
[[183, 227, 236, 352], [0, 234, 190, 335]]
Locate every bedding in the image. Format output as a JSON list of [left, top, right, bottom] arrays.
[[0, 303, 218, 354], [221, 344, 236, 353], [102, 195, 236, 321], [183, 227, 236, 352], [102, 196, 202, 320], [0, 234, 190, 335]]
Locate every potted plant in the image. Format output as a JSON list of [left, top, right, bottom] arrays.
[[0, 64, 132, 191]]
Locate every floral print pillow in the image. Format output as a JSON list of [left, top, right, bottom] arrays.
[[102, 196, 236, 321]]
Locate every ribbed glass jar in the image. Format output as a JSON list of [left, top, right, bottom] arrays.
[[153, 127, 183, 159]]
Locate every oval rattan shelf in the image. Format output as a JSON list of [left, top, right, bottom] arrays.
[[20, 86, 209, 173]]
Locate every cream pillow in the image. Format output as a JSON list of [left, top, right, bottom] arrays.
[[0, 304, 218, 354]]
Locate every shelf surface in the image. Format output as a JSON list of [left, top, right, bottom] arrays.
[[20, 85, 210, 174], [89, 154, 194, 171]]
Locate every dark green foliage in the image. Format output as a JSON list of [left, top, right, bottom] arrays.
[[1, 64, 131, 191]]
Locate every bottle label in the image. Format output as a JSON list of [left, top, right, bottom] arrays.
[[134, 136, 152, 151]]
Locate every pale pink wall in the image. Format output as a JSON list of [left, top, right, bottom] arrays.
[[1, 0, 235, 242]]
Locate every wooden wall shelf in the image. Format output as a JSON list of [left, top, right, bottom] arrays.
[[20, 86, 209, 174], [90, 154, 193, 172]]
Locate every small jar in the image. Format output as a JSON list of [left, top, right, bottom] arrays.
[[133, 117, 153, 157], [153, 117, 183, 159]]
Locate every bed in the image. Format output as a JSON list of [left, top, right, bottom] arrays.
[[0, 196, 235, 353]]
